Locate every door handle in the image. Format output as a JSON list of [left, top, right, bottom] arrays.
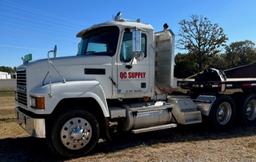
[[125, 65, 132, 69]]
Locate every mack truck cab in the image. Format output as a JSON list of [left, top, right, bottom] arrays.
[[16, 13, 253, 158]]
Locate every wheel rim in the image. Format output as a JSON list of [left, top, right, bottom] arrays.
[[245, 99, 256, 121], [60, 117, 92, 150], [216, 102, 232, 125]]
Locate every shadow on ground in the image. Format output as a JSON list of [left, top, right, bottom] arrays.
[[1, 123, 256, 162], [0, 137, 56, 162]]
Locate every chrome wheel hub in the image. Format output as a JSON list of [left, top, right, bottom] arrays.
[[60, 117, 92, 150]]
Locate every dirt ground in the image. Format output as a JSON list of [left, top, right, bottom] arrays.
[[1, 92, 256, 162]]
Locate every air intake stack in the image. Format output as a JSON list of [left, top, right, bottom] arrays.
[[155, 24, 176, 93]]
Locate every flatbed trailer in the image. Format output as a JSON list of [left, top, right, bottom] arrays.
[[178, 78, 256, 93], [177, 68, 256, 129], [178, 64, 256, 93]]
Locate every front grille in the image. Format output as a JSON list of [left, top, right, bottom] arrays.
[[17, 69, 27, 106]]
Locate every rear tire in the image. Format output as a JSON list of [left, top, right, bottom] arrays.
[[48, 109, 100, 158], [240, 94, 256, 124], [209, 95, 236, 129]]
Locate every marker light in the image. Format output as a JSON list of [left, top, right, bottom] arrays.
[[30, 96, 45, 109]]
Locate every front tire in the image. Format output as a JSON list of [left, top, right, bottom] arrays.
[[48, 109, 100, 158], [209, 95, 236, 129]]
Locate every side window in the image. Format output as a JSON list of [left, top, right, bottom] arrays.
[[120, 31, 147, 62]]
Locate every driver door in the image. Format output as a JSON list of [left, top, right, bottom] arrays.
[[116, 29, 150, 97]]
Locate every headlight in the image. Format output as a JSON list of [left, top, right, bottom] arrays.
[[31, 97, 36, 107], [30, 96, 45, 109]]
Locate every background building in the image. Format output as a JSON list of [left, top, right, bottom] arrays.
[[0, 71, 11, 79]]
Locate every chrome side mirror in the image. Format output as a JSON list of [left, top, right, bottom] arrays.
[[132, 28, 142, 53], [132, 28, 144, 61]]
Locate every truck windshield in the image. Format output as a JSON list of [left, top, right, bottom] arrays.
[[77, 26, 119, 56]]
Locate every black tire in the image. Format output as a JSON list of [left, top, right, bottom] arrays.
[[209, 95, 236, 129], [240, 94, 256, 124], [47, 109, 100, 158]]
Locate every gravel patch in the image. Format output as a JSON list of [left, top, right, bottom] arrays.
[[1, 120, 256, 162]]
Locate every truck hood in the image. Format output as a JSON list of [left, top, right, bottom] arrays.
[[17, 55, 112, 94], [24, 55, 112, 67]]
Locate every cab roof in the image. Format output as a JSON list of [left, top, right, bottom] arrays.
[[76, 20, 154, 37]]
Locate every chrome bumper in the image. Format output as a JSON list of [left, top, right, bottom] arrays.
[[16, 108, 46, 138]]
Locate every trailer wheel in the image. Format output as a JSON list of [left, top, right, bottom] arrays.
[[240, 94, 256, 123], [209, 95, 236, 129], [48, 109, 100, 158]]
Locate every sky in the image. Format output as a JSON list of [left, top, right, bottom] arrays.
[[0, 0, 256, 67]]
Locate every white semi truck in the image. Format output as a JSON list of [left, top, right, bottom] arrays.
[[16, 13, 256, 157]]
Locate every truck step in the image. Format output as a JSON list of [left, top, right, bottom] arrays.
[[131, 123, 177, 134]]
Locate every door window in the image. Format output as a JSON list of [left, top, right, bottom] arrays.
[[120, 31, 147, 62]]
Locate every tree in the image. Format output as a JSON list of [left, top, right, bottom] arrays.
[[209, 54, 228, 70], [174, 53, 197, 78], [178, 15, 228, 71], [225, 40, 256, 68], [0, 66, 16, 73]]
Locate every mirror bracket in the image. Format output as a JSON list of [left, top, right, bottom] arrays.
[[125, 64, 132, 69], [47, 45, 57, 59]]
